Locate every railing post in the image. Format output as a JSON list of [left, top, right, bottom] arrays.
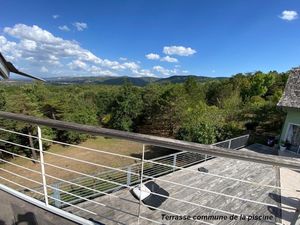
[[37, 126, 49, 206], [228, 140, 232, 149], [137, 144, 145, 224], [127, 165, 132, 186], [52, 183, 61, 208], [173, 154, 177, 172]]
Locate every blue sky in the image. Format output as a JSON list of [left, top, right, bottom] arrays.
[[0, 0, 300, 78]]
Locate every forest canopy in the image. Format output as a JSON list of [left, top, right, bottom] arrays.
[[0, 70, 289, 159]]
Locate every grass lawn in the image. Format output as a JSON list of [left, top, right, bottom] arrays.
[[0, 137, 145, 190]]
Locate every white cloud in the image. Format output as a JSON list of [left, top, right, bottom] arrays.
[[3, 24, 102, 65], [152, 65, 174, 76], [68, 60, 88, 70], [0, 24, 131, 76], [0, 36, 20, 60], [152, 65, 187, 77], [163, 46, 196, 56], [89, 66, 117, 76], [145, 53, 160, 60], [101, 59, 119, 67], [146, 53, 178, 63], [4, 24, 62, 44], [52, 15, 60, 19], [20, 39, 37, 51], [58, 25, 70, 32], [279, 10, 298, 21], [1, 24, 191, 78], [88, 65, 118, 76], [161, 56, 178, 63], [132, 69, 156, 77], [123, 62, 140, 70], [73, 22, 88, 31], [119, 57, 127, 61], [153, 66, 167, 74], [40, 66, 48, 73]]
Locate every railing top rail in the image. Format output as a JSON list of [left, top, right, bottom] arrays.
[[0, 111, 300, 170], [212, 134, 249, 145]]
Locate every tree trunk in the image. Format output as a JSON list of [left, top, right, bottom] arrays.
[[28, 129, 38, 163], [51, 111, 56, 120]]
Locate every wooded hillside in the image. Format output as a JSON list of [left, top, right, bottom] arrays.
[[0, 71, 288, 159]]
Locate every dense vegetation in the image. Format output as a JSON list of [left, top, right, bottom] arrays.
[[43, 74, 224, 86], [0, 71, 289, 160]]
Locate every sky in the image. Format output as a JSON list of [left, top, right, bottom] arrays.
[[0, 0, 300, 78]]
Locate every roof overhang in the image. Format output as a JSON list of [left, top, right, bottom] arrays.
[[0, 52, 45, 82], [0, 53, 9, 79]]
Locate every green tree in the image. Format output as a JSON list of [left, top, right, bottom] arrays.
[[0, 88, 6, 110], [177, 122, 217, 144], [109, 83, 143, 131], [4, 87, 42, 161], [249, 72, 275, 97]]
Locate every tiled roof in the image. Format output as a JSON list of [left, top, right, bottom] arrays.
[[277, 68, 300, 109]]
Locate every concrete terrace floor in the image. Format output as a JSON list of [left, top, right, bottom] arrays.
[[0, 189, 79, 225], [278, 150, 300, 225], [66, 144, 291, 225]]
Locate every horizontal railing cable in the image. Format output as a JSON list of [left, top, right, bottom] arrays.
[[0, 111, 299, 170], [0, 145, 297, 206], [41, 137, 141, 161], [0, 131, 294, 192], [0, 145, 297, 210], [142, 158, 296, 192], [0, 167, 44, 188], [32, 146, 300, 197], [0, 157, 139, 207], [0, 176, 44, 197], [1, 114, 288, 224], [0, 148, 282, 218], [0, 139, 141, 178], [0, 149, 282, 222], [0, 144, 286, 224], [0, 127, 37, 138], [0, 167, 151, 225], [0, 133, 292, 194], [0, 158, 42, 175], [0, 149, 135, 202], [45, 173, 138, 205], [0, 175, 96, 216], [0, 128, 141, 161], [43, 160, 288, 211], [0, 148, 41, 163], [0, 138, 293, 193]]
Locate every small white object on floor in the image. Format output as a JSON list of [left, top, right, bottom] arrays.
[[132, 183, 151, 200]]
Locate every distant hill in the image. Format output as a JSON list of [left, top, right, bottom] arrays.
[[102, 76, 157, 86], [45, 76, 158, 86], [36, 75, 226, 86], [155, 75, 225, 84]]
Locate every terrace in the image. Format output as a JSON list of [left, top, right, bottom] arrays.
[[0, 111, 300, 225]]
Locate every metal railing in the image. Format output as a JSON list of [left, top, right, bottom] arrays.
[[36, 134, 249, 208], [0, 111, 299, 225]]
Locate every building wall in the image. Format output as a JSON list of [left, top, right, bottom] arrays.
[[280, 108, 300, 141]]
